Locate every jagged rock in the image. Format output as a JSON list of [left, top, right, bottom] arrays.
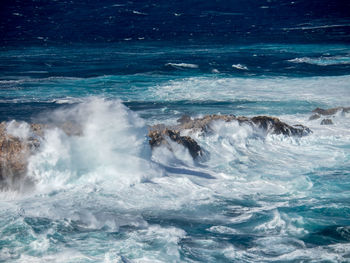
[[312, 107, 350, 116], [250, 116, 312, 136], [321, 119, 333, 125], [148, 128, 202, 159]]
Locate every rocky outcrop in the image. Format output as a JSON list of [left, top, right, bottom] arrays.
[[321, 119, 333, 125], [250, 116, 311, 136], [312, 107, 350, 116], [148, 114, 312, 159], [0, 122, 43, 190], [0, 114, 312, 189], [148, 128, 202, 159], [0, 121, 81, 190], [309, 107, 349, 124]]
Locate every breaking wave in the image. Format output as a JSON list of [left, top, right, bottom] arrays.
[[0, 96, 349, 262]]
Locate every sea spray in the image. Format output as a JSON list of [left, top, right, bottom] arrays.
[[27, 98, 161, 193]]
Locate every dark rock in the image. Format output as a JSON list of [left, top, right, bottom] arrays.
[[321, 119, 333, 125], [309, 114, 320, 120], [149, 114, 312, 159], [148, 128, 202, 159], [251, 116, 312, 136], [312, 107, 350, 116]]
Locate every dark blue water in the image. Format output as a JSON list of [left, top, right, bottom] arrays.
[[1, 1, 350, 262], [1, 0, 350, 45]]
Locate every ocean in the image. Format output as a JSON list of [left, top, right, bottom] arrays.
[[1, 1, 350, 262]]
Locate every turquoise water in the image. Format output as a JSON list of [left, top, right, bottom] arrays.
[[0, 43, 350, 262]]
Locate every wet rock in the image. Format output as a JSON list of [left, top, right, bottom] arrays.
[[0, 122, 42, 190], [148, 128, 202, 159], [309, 114, 320, 120], [176, 114, 237, 132], [177, 114, 192, 124], [312, 107, 350, 116], [321, 119, 333, 125], [0, 121, 82, 190], [173, 114, 312, 137], [149, 114, 312, 159], [250, 116, 312, 136]]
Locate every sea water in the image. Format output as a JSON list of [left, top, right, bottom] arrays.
[[1, 1, 350, 262]]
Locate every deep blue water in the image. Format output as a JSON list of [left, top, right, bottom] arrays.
[[1, 1, 350, 262]]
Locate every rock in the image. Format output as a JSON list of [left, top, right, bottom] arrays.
[[148, 114, 312, 159], [0, 122, 42, 190], [0, 120, 82, 190], [175, 114, 237, 132], [309, 114, 320, 120], [148, 128, 202, 159], [312, 107, 350, 116], [250, 116, 312, 136], [321, 119, 333, 125], [177, 114, 192, 124], [172, 114, 311, 137]]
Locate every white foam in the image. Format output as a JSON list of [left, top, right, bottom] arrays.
[[6, 120, 31, 140], [207, 225, 239, 234], [149, 75, 350, 106], [165, 63, 199, 69], [232, 64, 248, 70], [288, 56, 350, 66], [27, 98, 159, 192], [283, 24, 350, 30], [132, 10, 148, 15]]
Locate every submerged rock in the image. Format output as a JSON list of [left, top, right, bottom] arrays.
[[321, 119, 333, 125], [309, 114, 320, 121]]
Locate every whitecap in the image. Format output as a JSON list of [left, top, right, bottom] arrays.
[[231, 64, 248, 70], [288, 56, 350, 66], [132, 10, 147, 15], [165, 63, 199, 69]]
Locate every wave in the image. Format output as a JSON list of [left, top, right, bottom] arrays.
[[165, 63, 199, 69], [149, 75, 350, 106], [1, 97, 349, 262], [232, 64, 248, 70], [283, 24, 350, 31], [288, 56, 350, 66]]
